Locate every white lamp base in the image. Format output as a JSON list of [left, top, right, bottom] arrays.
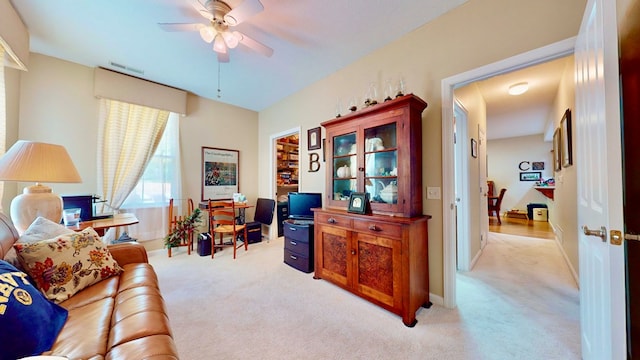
[[10, 183, 63, 235]]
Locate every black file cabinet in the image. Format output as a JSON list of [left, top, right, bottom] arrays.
[[277, 202, 288, 237], [283, 220, 313, 273]]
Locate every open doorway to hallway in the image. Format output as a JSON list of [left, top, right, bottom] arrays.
[[441, 38, 578, 310]]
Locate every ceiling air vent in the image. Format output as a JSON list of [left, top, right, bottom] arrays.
[[109, 61, 144, 75]]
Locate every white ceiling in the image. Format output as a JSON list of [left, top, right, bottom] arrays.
[[10, 0, 469, 112], [471, 55, 573, 141], [10, 0, 571, 140]]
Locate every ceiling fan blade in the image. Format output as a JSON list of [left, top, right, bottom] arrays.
[[158, 23, 204, 32], [224, 0, 264, 26], [187, 0, 213, 20], [218, 52, 230, 63], [234, 31, 273, 57]]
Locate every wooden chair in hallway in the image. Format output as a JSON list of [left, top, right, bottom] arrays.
[[167, 198, 195, 257], [208, 199, 248, 259], [488, 188, 507, 225]]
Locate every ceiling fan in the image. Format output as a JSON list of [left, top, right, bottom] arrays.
[[159, 0, 274, 62]]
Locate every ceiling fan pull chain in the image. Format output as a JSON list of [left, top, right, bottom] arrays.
[[217, 61, 222, 99]]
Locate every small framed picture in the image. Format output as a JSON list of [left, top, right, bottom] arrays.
[[308, 127, 321, 150], [532, 161, 545, 170], [471, 138, 478, 158], [347, 192, 370, 214], [520, 171, 542, 181]]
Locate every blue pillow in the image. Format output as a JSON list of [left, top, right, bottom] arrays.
[[0, 260, 68, 360]]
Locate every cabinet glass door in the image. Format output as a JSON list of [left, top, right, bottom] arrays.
[[332, 132, 357, 201], [364, 123, 397, 204]]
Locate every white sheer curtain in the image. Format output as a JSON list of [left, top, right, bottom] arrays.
[[120, 113, 182, 242], [97, 99, 169, 242]]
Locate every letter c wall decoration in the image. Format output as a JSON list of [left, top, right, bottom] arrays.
[[519, 161, 531, 171]]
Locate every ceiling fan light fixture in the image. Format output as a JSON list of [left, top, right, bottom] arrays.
[[222, 30, 239, 48], [508, 82, 529, 96], [199, 26, 216, 43], [213, 34, 228, 54]]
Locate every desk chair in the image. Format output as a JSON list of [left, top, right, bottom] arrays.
[[246, 198, 276, 243], [488, 188, 507, 225], [208, 199, 248, 259]]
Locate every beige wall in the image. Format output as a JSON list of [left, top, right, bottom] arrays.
[[258, 0, 587, 297], [6, 54, 259, 234], [549, 55, 578, 277]]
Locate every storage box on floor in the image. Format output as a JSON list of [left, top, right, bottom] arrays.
[[245, 221, 262, 243], [527, 203, 548, 221]]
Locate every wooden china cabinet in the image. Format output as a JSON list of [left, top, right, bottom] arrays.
[[313, 94, 431, 327]]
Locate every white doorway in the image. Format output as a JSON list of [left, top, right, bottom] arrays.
[[269, 127, 300, 239], [441, 38, 576, 309]]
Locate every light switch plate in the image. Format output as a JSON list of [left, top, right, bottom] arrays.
[[426, 186, 441, 200]]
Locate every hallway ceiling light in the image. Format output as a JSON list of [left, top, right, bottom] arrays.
[[508, 82, 529, 96]]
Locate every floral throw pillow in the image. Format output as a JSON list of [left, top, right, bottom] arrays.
[[13, 228, 124, 303]]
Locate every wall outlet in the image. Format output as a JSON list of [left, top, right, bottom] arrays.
[[426, 186, 441, 200]]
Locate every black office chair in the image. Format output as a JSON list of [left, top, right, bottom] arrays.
[[246, 198, 276, 243]]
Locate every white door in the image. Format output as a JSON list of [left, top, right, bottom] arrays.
[[454, 102, 470, 270], [478, 126, 488, 250], [575, 0, 626, 358]]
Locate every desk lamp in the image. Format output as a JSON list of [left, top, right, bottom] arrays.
[[0, 141, 82, 234]]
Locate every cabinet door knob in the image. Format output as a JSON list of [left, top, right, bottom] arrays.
[[328, 217, 337, 224], [351, 249, 356, 255], [368, 225, 380, 231]]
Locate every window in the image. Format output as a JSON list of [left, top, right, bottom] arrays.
[[121, 112, 181, 208]]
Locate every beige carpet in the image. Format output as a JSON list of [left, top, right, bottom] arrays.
[[148, 232, 580, 359]]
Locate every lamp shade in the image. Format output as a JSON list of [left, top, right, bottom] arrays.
[[0, 140, 82, 183], [0, 141, 82, 234]]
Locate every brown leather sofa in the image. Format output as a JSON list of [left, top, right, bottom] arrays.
[[0, 214, 179, 359]]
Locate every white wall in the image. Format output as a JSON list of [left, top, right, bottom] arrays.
[[487, 134, 553, 212]]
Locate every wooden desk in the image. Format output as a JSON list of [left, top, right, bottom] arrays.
[[68, 213, 139, 236], [198, 202, 253, 224]]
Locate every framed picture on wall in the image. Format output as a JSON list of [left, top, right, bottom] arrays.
[[308, 127, 321, 150], [201, 147, 240, 201], [561, 109, 573, 167], [520, 171, 542, 181], [553, 128, 562, 171]]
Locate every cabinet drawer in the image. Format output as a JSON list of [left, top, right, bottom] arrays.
[[316, 213, 353, 228], [284, 248, 313, 273], [284, 236, 311, 255], [353, 219, 402, 238], [283, 224, 312, 243]]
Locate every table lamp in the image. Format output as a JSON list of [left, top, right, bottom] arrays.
[[0, 141, 82, 234]]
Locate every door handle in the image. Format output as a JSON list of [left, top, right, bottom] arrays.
[[582, 225, 607, 242]]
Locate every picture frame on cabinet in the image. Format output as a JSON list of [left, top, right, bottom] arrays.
[[347, 192, 371, 214], [308, 127, 321, 150]]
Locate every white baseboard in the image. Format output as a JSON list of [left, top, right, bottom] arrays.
[[429, 292, 444, 307]]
